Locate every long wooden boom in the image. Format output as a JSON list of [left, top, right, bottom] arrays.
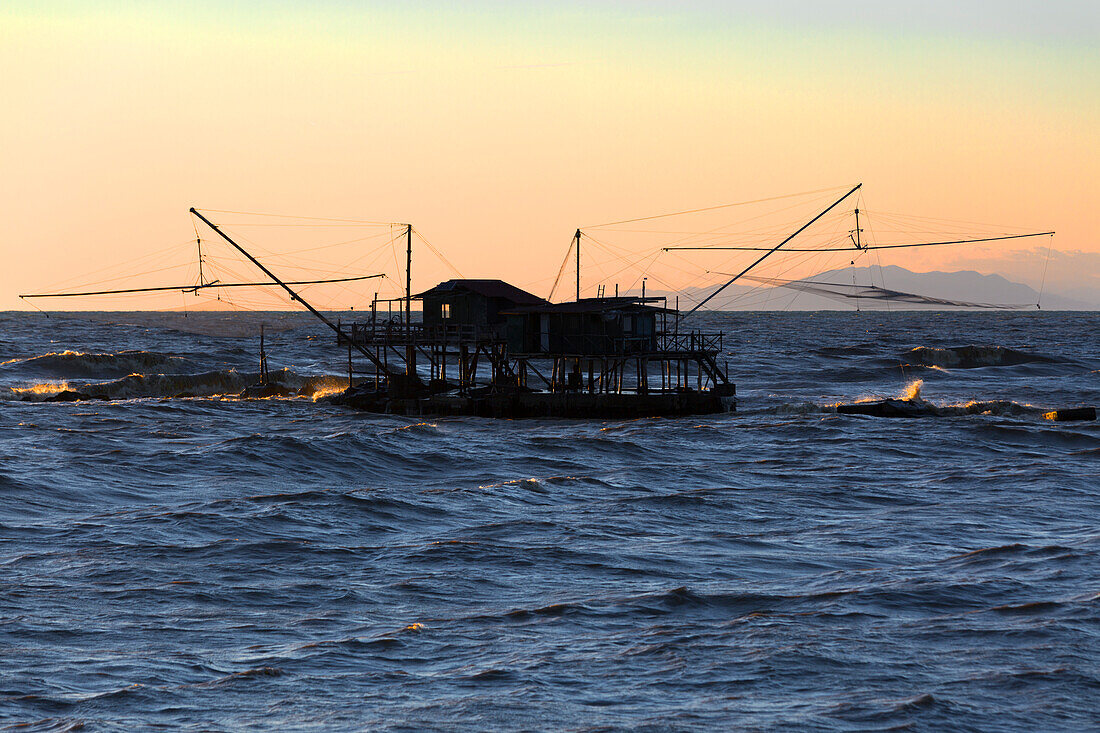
[[19, 273, 383, 299], [189, 208, 393, 375], [683, 183, 862, 317]]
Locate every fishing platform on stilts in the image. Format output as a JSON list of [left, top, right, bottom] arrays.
[[333, 280, 736, 418]]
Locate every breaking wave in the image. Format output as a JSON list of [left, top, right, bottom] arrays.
[[904, 345, 1057, 369], [870, 379, 1045, 417], [902, 378, 924, 401], [769, 380, 1046, 419], [4, 367, 347, 402], [770, 398, 1042, 419], [925, 398, 1044, 418], [1, 349, 199, 378]]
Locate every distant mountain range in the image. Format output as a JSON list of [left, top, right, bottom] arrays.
[[661, 266, 1098, 311]]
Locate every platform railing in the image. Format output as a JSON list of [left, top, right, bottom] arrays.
[[656, 330, 723, 353], [342, 320, 504, 346], [340, 320, 724, 355]]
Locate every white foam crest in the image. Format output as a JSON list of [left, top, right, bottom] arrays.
[[932, 399, 1044, 418], [6, 381, 72, 400], [902, 379, 924, 401], [1, 349, 197, 378], [905, 345, 1052, 369], [5, 367, 348, 402]]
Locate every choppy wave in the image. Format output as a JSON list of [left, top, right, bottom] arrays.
[[766, 380, 1049, 419], [877, 380, 1044, 417], [4, 367, 347, 402], [904, 345, 1058, 369], [1, 349, 199, 378]]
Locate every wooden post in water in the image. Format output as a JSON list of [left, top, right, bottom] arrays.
[[459, 344, 469, 394], [259, 324, 269, 385]]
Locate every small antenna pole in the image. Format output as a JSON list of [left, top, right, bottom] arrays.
[[851, 260, 860, 312]]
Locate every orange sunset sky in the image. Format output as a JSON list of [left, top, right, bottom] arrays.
[[3, 1, 1098, 310]]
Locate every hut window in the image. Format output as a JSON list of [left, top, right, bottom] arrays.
[[441, 303, 451, 319]]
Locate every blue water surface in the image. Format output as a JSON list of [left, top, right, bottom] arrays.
[[1, 310, 1098, 731]]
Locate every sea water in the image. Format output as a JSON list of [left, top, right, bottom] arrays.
[[1, 310, 1098, 730]]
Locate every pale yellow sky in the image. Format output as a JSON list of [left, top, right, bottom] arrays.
[[3, 2, 1097, 309]]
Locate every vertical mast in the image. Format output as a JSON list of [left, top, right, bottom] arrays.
[[852, 207, 863, 311], [574, 229, 581, 301], [196, 236, 205, 286], [405, 224, 415, 377]]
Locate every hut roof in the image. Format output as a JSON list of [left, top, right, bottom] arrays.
[[415, 279, 548, 305], [504, 297, 676, 315]]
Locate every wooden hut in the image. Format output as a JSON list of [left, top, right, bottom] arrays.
[[504, 297, 670, 356], [417, 279, 547, 335]]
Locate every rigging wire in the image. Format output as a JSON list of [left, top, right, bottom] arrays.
[[662, 231, 1056, 253], [866, 209, 893, 313], [414, 228, 464, 279], [581, 233, 684, 296], [196, 208, 398, 225], [582, 185, 848, 228], [855, 209, 1045, 231], [547, 235, 575, 301], [619, 195, 849, 253], [191, 217, 205, 286], [257, 229, 399, 258], [29, 238, 200, 294], [1037, 234, 1055, 309]]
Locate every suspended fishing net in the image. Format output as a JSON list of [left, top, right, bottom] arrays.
[[544, 185, 1055, 312], [739, 275, 1032, 310]]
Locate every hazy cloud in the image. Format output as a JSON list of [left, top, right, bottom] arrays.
[[621, 0, 1100, 43], [942, 247, 1100, 300]]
